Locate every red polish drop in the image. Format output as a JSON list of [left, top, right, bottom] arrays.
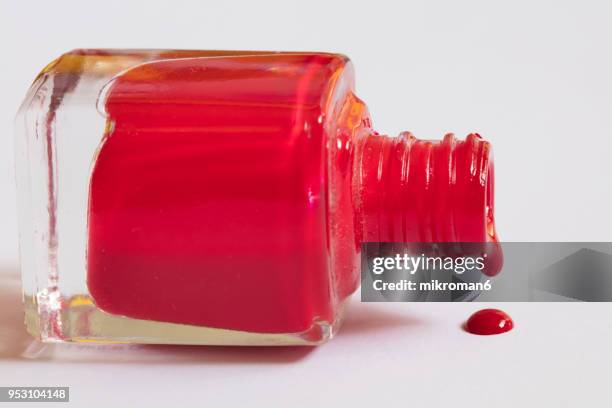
[[465, 308, 513, 335]]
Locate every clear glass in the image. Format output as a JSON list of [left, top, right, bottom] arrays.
[[16, 50, 365, 345]]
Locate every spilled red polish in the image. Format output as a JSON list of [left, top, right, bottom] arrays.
[[465, 309, 514, 335]]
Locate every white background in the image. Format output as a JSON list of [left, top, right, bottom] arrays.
[[1, 0, 612, 406]]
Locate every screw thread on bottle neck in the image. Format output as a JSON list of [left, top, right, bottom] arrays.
[[354, 131, 497, 244]]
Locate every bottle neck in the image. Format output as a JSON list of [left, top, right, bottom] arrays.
[[353, 131, 497, 244]]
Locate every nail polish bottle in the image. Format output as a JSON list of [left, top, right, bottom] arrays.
[[16, 50, 497, 345]]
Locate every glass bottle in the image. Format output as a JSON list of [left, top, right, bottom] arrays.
[[15, 50, 497, 345]]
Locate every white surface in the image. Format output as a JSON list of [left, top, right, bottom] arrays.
[[1, 0, 612, 406]]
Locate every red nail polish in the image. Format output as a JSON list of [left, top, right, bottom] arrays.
[[16, 50, 498, 345], [465, 309, 513, 335]]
